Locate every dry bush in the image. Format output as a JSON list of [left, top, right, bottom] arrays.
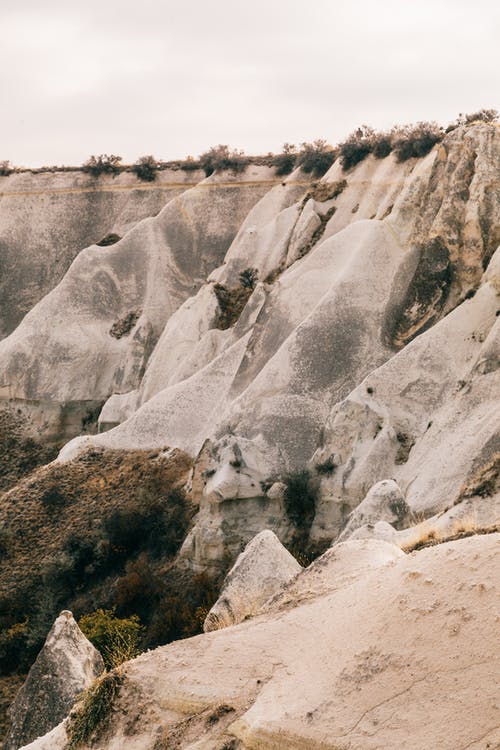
[[132, 155, 159, 182], [0, 448, 193, 673], [199, 145, 248, 177], [79, 609, 144, 670], [272, 143, 298, 176], [339, 126, 375, 170], [67, 671, 123, 749], [392, 122, 443, 161], [297, 140, 336, 177], [82, 154, 123, 177], [308, 179, 346, 203], [0, 161, 13, 176]]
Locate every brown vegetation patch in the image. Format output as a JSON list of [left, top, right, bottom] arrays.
[[455, 454, 500, 503], [0, 447, 193, 673], [308, 179, 346, 203], [0, 675, 24, 743], [401, 524, 499, 553], [0, 409, 61, 494], [109, 310, 141, 338], [213, 284, 252, 330]]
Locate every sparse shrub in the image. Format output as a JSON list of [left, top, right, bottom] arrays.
[[199, 145, 247, 177], [96, 233, 121, 247], [392, 122, 443, 162], [372, 133, 393, 159], [308, 179, 346, 202], [104, 488, 190, 560], [79, 609, 144, 669], [147, 571, 220, 646], [213, 283, 253, 329], [132, 155, 159, 182], [109, 310, 141, 339], [282, 470, 317, 530], [315, 456, 336, 475], [82, 154, 123, 177], [447, 109, 498, 131], [67, 671, 123, 749], [0, 160, 13, 176], [39, 481, 66, 510], [273, 143, 297, 176], [0, 620, 28, 673], [238, 267, 258, 289], [339, 126, 375, 171], [297, 139, 336, 177]]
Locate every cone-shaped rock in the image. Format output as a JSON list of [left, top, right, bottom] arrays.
[[4, 611, 104, 750], [204, 530, 302, 632]]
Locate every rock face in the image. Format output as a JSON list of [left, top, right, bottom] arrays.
[[0, 168, 200, 340], [203, 530, 302, 632], [0, 122, 499, 568], [336, 480, 409, 542], [4, 611, 103, 750], [38, 533, 499, 750]]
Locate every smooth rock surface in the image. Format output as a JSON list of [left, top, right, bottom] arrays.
[[52, 533, 500, 750], [203, 530, 302, 631]]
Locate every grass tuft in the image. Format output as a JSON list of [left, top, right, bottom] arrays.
[[67, 671, 123, 749]]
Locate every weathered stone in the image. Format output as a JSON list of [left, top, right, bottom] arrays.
[[203, 530, 301, 631], [4, 611, 103, 750]]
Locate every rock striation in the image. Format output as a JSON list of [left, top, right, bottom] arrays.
[[0, 122, 499, 567], [4, 611, 103, 750]]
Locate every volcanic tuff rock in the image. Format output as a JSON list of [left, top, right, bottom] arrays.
[[1, 123, 499, 567], [4, 611, 103, 750], [0, 168, 201, 339], [203, 529, 302, 632], [20, 534, 500, 750]]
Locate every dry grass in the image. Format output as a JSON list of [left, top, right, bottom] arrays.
[[66, 670, 124, 749], [0, 674, 25, 743], [400, 522, 499, 553]]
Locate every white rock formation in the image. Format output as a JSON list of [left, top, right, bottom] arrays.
[[203, 530, 302, 631], [0, 167, 199, 339], [4, 611, 103, 750], [336, 479, 409, 542], [39, 533, 499, 750], [1, 123, 498, 567]]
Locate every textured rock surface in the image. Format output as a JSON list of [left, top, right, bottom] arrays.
[[37, 534, 499, 750], [203, 530, 302, 631], [336, 480, 409, 542], [1, 123, 498, 566], [4, 611, 103, 750], [0, 168, 200, 339]]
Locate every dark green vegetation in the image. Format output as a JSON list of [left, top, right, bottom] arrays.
[[2, 110, 496, 179], [0, 448, 221, 677], [281, 470, 329, 566], [131, 155, 160, 182], [199, 145, 248, 177], [82, 154, 123, 177]]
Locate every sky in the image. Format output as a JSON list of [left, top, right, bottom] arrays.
[[1, 0, 499, 167]]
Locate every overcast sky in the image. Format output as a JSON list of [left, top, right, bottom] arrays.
[[1, 0, 499, 167]]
